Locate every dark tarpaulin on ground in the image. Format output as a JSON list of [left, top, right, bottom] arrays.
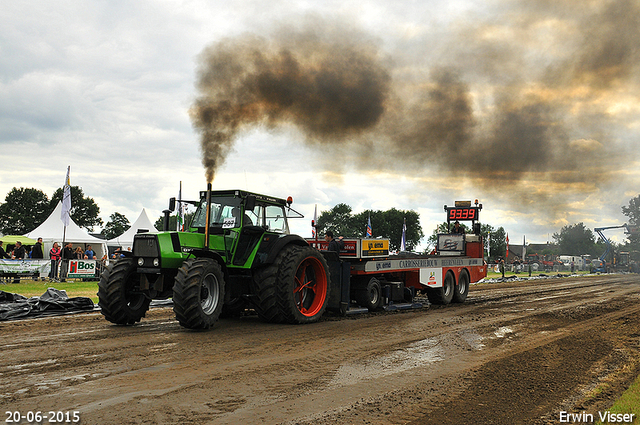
[[0, 288, 95, 321]]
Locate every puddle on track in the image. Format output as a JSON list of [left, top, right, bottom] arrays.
[[494, 326, 514, 338], [328, 338, 445, 387]]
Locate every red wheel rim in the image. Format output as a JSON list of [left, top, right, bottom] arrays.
[[293, 256, 328, 317]]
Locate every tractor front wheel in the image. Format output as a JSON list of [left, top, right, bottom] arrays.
[[276, 246, 330, 324], [173, 258, 225, 330], [98, 258, 150, 325]]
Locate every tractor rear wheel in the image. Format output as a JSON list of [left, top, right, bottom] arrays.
[[276, 245, 330, 324], [98, 258, 150, 325], [173, 258, 225, 330], [252, 254, 287, 324], [426, 271, 455, 305], [355, 277, 382, 311]]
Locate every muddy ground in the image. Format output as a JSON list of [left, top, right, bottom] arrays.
[[1, 274, 639, 424]]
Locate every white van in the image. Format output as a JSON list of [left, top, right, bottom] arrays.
[[558, 255, 586, 271]]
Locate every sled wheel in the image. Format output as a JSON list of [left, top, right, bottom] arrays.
[[426, 271, 455, 305], [98, 258, 150, 325], [453, 270, 470, 303], [173, 258, 225, 330], [355, 277, 382, 311], [276, 245, 330, 324]]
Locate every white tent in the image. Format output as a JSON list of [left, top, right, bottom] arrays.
[[107, 208, 157, 251], [25, 202, 108, 260]]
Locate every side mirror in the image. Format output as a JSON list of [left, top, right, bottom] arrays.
[[245, 195, 256, 211], [168, 197, 176, 212]]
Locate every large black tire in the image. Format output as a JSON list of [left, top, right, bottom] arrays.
[[252, 252, 288, 324], [452, 270, 470, 303], [354, 277, 382, 311], [275, 245, 330, 324], [426, 271, 455, 305], [97, 258, 150, 325], [173, 258, 225, 330]]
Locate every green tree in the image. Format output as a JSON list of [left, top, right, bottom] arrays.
[[102, 212, 131, 239], [622, 194, 640, 225], [155, 212, 192, 231], [353, 209, 423, 251], [0, 187, 51, 234], [552, 223, 596, 256], [622, 195, 640, 249], [51, 186, 103, 231], [317, 204, 423, 251], [316, 204, 359, 238], [486, 226, 507, 261]]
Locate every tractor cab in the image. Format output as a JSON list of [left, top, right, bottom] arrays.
[[190, 189, 291, 235]]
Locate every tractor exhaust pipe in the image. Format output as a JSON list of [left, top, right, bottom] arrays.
[[204, 182, 212, 250]]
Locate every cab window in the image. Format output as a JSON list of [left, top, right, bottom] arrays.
[[245, 205, 263, 227], [265, 205, 288, 233]]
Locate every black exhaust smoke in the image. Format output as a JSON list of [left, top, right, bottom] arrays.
[[189, 23, 391, 183], [190, 3, 640, 218]]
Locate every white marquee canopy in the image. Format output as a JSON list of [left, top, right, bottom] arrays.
[[107, 208, 157, 251], [25, 202, 107, 259]]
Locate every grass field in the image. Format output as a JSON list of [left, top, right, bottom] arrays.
[[0, 279, 100, 303], [596, 373, 640, 424]]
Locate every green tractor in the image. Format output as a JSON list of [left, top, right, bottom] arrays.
[[98, 187, 331, 330]]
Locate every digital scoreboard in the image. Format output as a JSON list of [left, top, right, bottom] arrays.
[[447, 207, 479, 221], [444, 201, 482, 222]]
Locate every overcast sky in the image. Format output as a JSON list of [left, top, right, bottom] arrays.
[[2, 0, 639, 248]]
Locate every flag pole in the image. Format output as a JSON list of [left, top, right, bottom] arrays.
[[177, 181, 183, 231], [60, 166, 71, 280]]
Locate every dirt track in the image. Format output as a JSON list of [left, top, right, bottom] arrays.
[[1, 274, 639, 424]]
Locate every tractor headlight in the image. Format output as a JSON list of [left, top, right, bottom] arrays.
[[138, 258, 144, 266], [153, 258, 160, 267]]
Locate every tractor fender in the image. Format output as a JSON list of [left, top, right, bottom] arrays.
[[187, 249, 229, 282], [261, 234, 309, 265]]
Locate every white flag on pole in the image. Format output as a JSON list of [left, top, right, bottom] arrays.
[[312, 204, 317, 238], [61, 166, 71, 227]]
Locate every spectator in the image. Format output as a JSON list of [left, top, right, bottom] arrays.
[[49, 242, 62, 281], [61, 242, 74, 281], [12, 241, 26, 259], [31, 238, 44, 259], [111, 247, 124, 259], [0, 241, 10, 259], [451, 221, 465, 234], [74, 247, 84, 259], [84, 245, 97, 260], [324, 230, 344, 253]]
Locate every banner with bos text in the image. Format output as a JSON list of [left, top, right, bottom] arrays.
[[0, 259, 50, 275], [67, 259, 97, 278]]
